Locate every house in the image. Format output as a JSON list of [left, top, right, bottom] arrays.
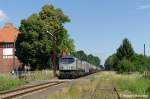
[[0, 23, 21, 73]]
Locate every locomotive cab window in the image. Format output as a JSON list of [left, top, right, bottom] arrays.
[[60, 58, 75, 64]]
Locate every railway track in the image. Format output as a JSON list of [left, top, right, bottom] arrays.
[[0, 80, 65, 99], [90, 87, 121, 99]]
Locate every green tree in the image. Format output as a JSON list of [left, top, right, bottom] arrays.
[[132, 54, 150, 72], [118, 58, 134, 73], [16, 5, 73, 76], [94, 56, 101, 66], [116, 38, 135, 60], [104, 54, 118, 70], [60, 35, 75, 57], [105, 38, 135, 73], [105, 38, 150, 73], [87, 54, 100, 66], [72, 50, 87, 61], [72, 50, 101, 66]]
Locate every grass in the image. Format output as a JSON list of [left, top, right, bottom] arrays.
[[47, 80, 95, 99], [47, 72, 150, 99], [0, 70, 54, 91], [115, 78, 150, 94], [0, 75, 26, 91], [20, 70, 54, 81]]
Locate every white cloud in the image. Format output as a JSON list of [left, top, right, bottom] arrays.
[[137, 5, 150, 10], [0, 10, 7, 22]]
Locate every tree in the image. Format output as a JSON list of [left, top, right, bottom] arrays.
[[116, 38, 135, 60], [60, 34, 75, 57], [118, 58, 134, 73], [94, 56, 101, 66], [105, 38, 135, 73], [105, 54, 114, 70], [16, 5, 73, 77], [72, 50, 101, 66], [87, 54, 101, 66], [72, 50, 87, 61], [132, 54, 150, 72], [105, 38, 150, 73]]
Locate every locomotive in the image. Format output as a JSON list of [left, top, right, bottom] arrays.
[[59, 55, 98, 79]]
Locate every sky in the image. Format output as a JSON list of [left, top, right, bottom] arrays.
[[0, 0, 150, 64]]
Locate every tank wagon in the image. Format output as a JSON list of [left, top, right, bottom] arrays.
[[59, 55, 98, 79]]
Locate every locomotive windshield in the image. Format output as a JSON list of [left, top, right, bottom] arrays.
[[60, 58, 75, 64]]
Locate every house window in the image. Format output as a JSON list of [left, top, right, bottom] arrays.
[[3, 43, 14, 48], [3, 48, 13, 59]]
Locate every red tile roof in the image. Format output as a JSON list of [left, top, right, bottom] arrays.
[[0, 23, 19, 43]]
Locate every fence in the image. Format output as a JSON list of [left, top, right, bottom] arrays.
[[0, 70, 54, 81]]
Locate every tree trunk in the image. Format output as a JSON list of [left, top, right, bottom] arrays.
[[51, 51, 57, 77]]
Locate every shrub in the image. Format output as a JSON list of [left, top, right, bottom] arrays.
[[118, 59, 134, 73]]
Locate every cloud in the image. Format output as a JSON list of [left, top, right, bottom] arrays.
[[137, 5, 150, 10], [0, 10, 7, 22]]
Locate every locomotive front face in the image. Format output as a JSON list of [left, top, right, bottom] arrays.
[[59, 57, 77, 70]]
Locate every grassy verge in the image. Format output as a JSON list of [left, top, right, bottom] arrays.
[[47, 72, 150, 99], [115, 78, 150, 94], [0, 70, 54, 91], [20, 70, 54, 81], [0, 76, 26, 91]]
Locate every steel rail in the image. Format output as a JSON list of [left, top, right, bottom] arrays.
[[0, 81, 65, 99], [113, 87, 121, 99]]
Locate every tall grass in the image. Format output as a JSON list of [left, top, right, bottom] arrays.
[[0, 76, 26, 91], [47, 72, 150, 99], [115, 77, 150, 96], [47, 72, 117, 99], [20, 70, 54, 81]]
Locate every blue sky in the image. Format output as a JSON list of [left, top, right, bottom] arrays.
[[0, 0, 150, 64]]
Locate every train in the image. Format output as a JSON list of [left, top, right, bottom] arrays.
[[58, 55, 99, 79]]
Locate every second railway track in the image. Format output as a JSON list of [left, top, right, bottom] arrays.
[[0, 80, 65, 99]]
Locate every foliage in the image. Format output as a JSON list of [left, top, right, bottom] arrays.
[[0, 76, 26, 91], [117, 58, 134, 73], [72, 50, 101, 66], [72, 51, 87, 61], [104, 38, 150, 73], [104, 54, 119, 70], [113, 76, 150, 96], [16, 5, 74, 71], [131, 54, 150, 72], [116, 38, 135, 61]]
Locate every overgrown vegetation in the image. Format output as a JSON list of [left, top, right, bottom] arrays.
[[21, 70, 54, 81], [116, 78, 150, 95], [105, 38, 150, 73], [47, 72, 150, 99], [0, 76, 26, 91]]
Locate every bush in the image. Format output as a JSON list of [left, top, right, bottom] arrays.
[[118, 59, 134, 73]]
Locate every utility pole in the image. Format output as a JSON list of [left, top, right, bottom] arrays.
[[144, 44, 146, 57]]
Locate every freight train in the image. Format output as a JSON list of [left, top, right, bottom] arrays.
[[59, 55, 98, 79]]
